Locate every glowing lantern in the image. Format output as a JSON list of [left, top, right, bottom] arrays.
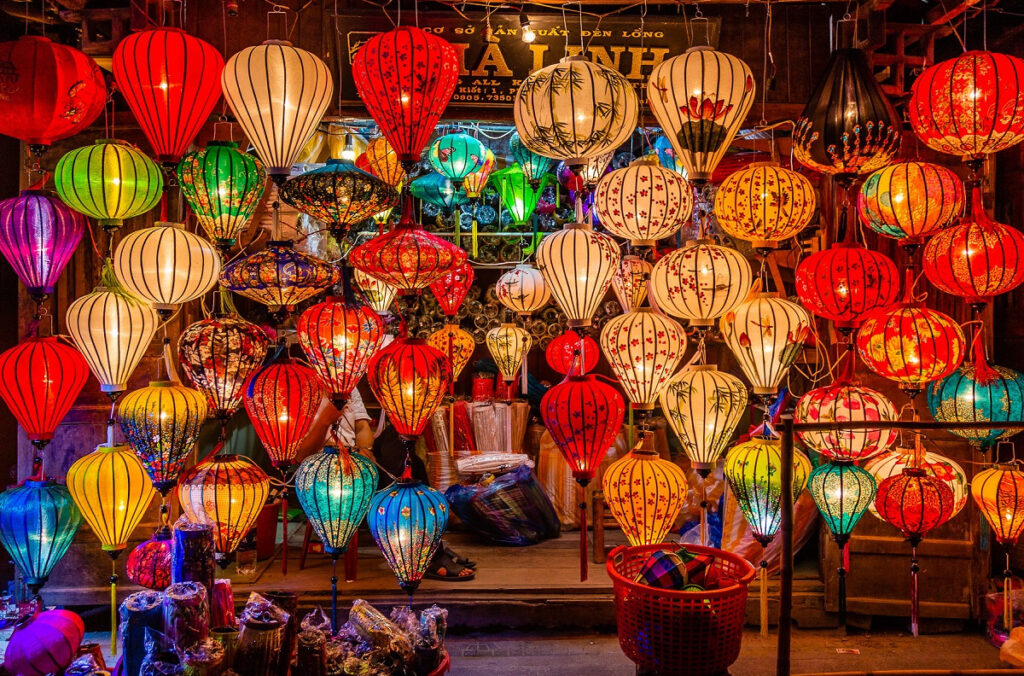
[[660, 364, 748, 475], [66, 283, 160, 397], [795, 243, 900, 331], [496, 263, 550, 316], [714, 163, 816, 249], [546, 330, 599, 375], [0, 191, 85, 303], [0, 480, 81, 596], [125, 529, 172, 591], [509, 132, 553, 187], [427, 325, 475, 381], [55, 140, 163, 230], [222, 41, 333, 179], [0, 36, 105, 152], [178, 454, 270, 557], [112, 27, 224, 163], [220, 241, 339, 313], [724, 438, 810, 545], [865, 447, 968, 520], [600, 308, 686, 410], [720, 294, 813, 397], [794, 47, 900, 177], [462, 149, 496, 199], [564, 152, 614, 189], [594, 156, 692, 246], [536, 223, 619, 328], [541, 375, 625, 485], [515, 56, 638, 165], [297, 299, 385, 409], [112, 222, 221, 316], [486, 323, 532, 384], [244, 360, 325, 469], [410, 173, 466, 213], [281, 160, 399, 238], [795, 381, 898, 462], [857, 162, 965, 246], [602, 435, 688, 546], [909, 51, 1024, 160], [0, 337, 88, 450], [353, 268, 397, 315], [491, 165, 548, 225], [358, 137, 406, 187], [652, 135, 685, 175], [611, 255, 652, 313], [118, 381, 208, 494], [429, 262, 474, 317], [178, 314, 270, 419], [972, 465, 1024, 545], [428, 133, 486, 186], [649, 241, 752, 328], [366, 338, 451, 439], [67, 444, 155, 552]]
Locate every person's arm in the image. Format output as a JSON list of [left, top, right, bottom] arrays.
[[354, 418, 375, 459], [295, 399, 342, 464]]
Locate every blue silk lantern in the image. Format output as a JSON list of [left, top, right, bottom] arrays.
[[509, 132, 553, 188], [367, 472, 449, 598], [294, 446, 377, 631], [409, 173, 466, 213], [653, 135, 685, 175], [427, 133, 486, 187], [0, 480, 82, 597]]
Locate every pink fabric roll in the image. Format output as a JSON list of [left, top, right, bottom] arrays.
[[211, 578, 237, 628]]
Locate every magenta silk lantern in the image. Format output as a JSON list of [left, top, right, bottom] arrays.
[[0, 190, 84, 302], [4, 609, 84, 676]]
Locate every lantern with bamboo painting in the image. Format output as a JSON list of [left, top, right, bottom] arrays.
[[486, 324, 532, 386], [220, 241, 339, 315], [602, 434, 688, 546], [427, 325, 475, 381], [243, 359, 325, 469], [0, 191, 85, 304], [593, 156, 692, 246], [429, 262, 474, 318], [600, 308, 686, 411], [795, 243, 900, 332], [357, 137, 406, 188], [714, 163, 817, 249], [281, 160, 399, 239], [536, 223, 620, 328], [857, 162, 965, 248], [546, 330, 599, 376], [366, 338, 451, 440], [649, 240, 752, 329], [795, 381, 898, 462], [496, 263, 550, 316], [509, 132, 553, 187], [353, 269, 398, 315], [428, 133, 487, 187]]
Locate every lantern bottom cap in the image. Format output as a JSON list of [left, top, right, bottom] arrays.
[[751, 239, 780, 250], [752, 387, 779, 396], [687, 318, 715, 328], [630, 239, 656, 247], [630, 403, 655, 411], [566, 319, 592, 328], [100, 384, 126, 394]]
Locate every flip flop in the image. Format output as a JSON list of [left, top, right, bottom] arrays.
[[444, 542, 477, 569], [425, 548, 475, 582]]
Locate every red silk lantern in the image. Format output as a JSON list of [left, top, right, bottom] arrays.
[[0, 337, 88, 450], [125, 529, 172, 590], [795, 242, 900, 331], [0, 36, 106, 152], [429, 261, 474, 317], [922, 187, 1024, 307], [366, 337, 451, 439], [351, 26, 459, 165], [296, 299, 385, 409], [244, 359, 325, 468], [113, 27, 224, 163], [540, 375, 624, 485], [546, 330, 599, 375]]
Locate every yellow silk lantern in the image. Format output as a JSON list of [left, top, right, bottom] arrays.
[[178, 454, 270, 557], [360, 137, 406, 188], [649, 240, 752, 328], [496, 264, 550, 316], [486, 323, 532, 384], [612, 255, 652, 313], [427, 324, 475, 381], [972, 465, 1024, 546], [720, 294, 813, 396], [536, 223, 620, 327], [354, 268, 398, 315], [600, 308, 687, 410], [714, 163, 817, 249]]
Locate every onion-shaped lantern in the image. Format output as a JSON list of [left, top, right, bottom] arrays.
[[795, 242, 900, 331], [428, 133, 486, 186], [536, 223, 619, 328], [515, 56, 638, 165], [55, 140, 163, 230], [118, 380, 208, 495], [546, 329, 599, 376], [0, 479, 82, 596], [923, 187, 1024, 306], [178, 454, 270, 558], [0, 337, 88, 450], [357, 137, 406, 188], [178, 314, 269, 419], [366, 337, 451, 439], [909, 51, 1024, 160], [244, 359, 325, 469], [973, 464, 1024, 545], [647, 47, 755, 182], [509, 132, 553, 187], [368, 474, 449, 596], [649, 240, 752, 328], [112, 27, 224, 163], [540, 375, 625, 485], [353, 268, 397, 315], [427, 324, 475, 381], [496, 263, 550, 316], [491, 165, 549, 225], [0, 36, 106, 152], [296, 299, 385, 409], [660, 364, 748, 475], [0, 191, 85, 302], [857, 162, 965, 246], [600, 308, 686, 410], [724, 437, 811, 545], [594, 156, 692, 246], [112, 222, 221, 316], [462, 149, 496, 199], [66, 283, 160, 397], [409, 173, 466, 213], [281, 160, 398, 239], [793, 47, 901, 178], [67, 444, 155, 553], [429, 262, 474, 317], [720, 294, 813, 397], [714, 163, 817, 249], [220, 241, 339, 313], [125, 529, 172, 591], [353, 27, 459, 165], [865, 447, 968, 520], [795, 381, 898, 462], [486, 323, 532, 385], [222, 41, 333, 179], [612, 255, 652, 313], [602, 437, 688, 546]]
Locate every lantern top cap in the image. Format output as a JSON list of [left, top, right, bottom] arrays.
[[629, 155, 661, 168], [558, 55, 590, 64], [96, 443, 131, 454], [95, 139, 130, 146], [267, 240, 295, 248], [153, 221, 185, 229], [147, 380, 175, 388], [322, 445, 341, 455], [261, 39, 295, 47], [22, 479, 55, 488], [206, 140, 240, 149], [902, 467, 927, 477], [564, 222, 591, 231], [211, 453, 241, 462], [685, 238, 716, 247], [997, 463, 1019, 472], [747, 161, 782, 169]]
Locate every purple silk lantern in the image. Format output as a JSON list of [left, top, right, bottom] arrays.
[[0, 190, 85, 302]]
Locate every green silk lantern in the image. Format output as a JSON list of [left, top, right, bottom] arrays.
[[409, 173, 466, 213], [491, 164, 549, 225], [55, 139, 163, 230], [427, 133, 487, 187], [509, 132, 553, 187]]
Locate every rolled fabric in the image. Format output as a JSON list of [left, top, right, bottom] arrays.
[[210, 579, 236, 628], [234, 619, 283, 676], [295, 631, 325, 676], [119, 591, 164, 676], [210, 627, 238, 671], [172, 520, 216, 598], [262, 591, 298, 675], [163, 582, 209, 650]]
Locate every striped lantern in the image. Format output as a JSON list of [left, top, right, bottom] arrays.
[[720, 294, 812, 396], [429, 261, 474, 317], [794, 243, 900, 331], [808, 462, 877, 546], [874, 468, 956, 546], [426, 325, 475, 381], [602, 440, 688, 546], [536, 223, 620, 328], [220, 241, 339, 313], [353, 268, 398, 315], [409, 173, 466, 213], [366, 338, 451, 439], [600, 308, 687, 410], [357, 137, 406, 188], [971, 465, 1024, 546], [509, 131, 553, 187], [541, 374, 625, 484], [795, 382, 898, 462], [462, 148, 496, 199], [178, 314, 270, 419], [294, 446, 377, 556], [858, 162, 965, 245], [611, 255, 652, 313], [714, 163, 817, 249], [649, 240, 752, 328], [545, 330, 599, 376], [178, 454, 270, 556], [486, 323, 532, 384], [0, 480, 81, 595], [243, 359, 325, 468], [594, 156, 692, 246], [723, 437, 811, 545], [864, 447, 968, 520], [496, 263, 550, 316], [0, 191, 85, 302], [280, 160, 398, 238], [427, 133, 486, 186]]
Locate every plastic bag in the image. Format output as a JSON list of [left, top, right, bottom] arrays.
[[65, 654, 109, 676], [301, 606, 332, 635], [455, 452, 532, 479], [445, 464, 561, 545], [239, 592, 289, 626], [347, 599, 414, 661], [139, 628, 184, 675]]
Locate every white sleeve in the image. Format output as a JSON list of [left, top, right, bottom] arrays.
[[346, 387, 372, 423]]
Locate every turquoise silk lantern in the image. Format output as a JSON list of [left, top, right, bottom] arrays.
[[0, 480, 82, 597], [410, 173, 466, 213], [427, 133, 486, 187]]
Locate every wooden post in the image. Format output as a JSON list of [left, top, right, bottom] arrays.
[[778, 414, 794, 676], [593, 491, 606, 564]]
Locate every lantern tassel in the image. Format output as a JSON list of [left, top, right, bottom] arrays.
[[838, 542, 848, 629], [910, 545, 920, 637], [110, 559, 118, 656], [331, 555, 339, 635], [759, 560, 768, 637], [699, 480, 709, 547], [471, 218, 478, 258], [448, 402, 455, 460], [281, 490, 289, 576], [579, 486, 588, 582], [1006, 550, 1014, 634]]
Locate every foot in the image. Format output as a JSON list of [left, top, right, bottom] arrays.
[[444, 542, 477, 569]]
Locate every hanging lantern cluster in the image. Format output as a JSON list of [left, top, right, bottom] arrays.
[[857, 162, 965, 246], [795, 381, 898, 462], [244, 360, 325, 469], [178, 314, 270, 419], [0, 479, 82, 596], [178, 454, 270, 558], [720, 294, 813, 397], [496, 263, 550, 316], [612, 255, 652, 314], [366, 338, 451, 439], [593, 156, 692, 246], [600, 308, 686, 410], [0, 191, 85, 303], [220, 241, 339, 313], [649, 240, 752, 329], [714, 163, 817, 249], [486, 323, 532, 385], [602, 435, 688, 546], [297, 299, 384, 409], [546, 330, 599, 376], [281, 160, 398, 238], [536, 223, 620, 327]]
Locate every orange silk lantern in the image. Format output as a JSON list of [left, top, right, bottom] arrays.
[[602, 433, 687, 546], [858, 162, 965, 247], [366, 337, 451, 440]]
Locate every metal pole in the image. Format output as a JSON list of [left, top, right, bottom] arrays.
[[778, 414, 794, 676]]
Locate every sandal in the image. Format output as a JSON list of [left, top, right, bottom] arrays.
[[444, 542, 477, 569], [424, 548, 475, 581]]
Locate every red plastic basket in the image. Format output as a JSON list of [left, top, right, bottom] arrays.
[[607, 544, 755, 676]]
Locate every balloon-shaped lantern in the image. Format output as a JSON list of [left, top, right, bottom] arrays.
[[593, 156, 692, 246], [496, 263, 550, 316], [0, 479, 82, 596], [865, 447, 968, 520], [409, 173, 466, 213], [357, 137, 406, 188], [611, 255, 652, 314], [486, 323, 532, 385], [714, 163, 817, 249], [509, 132, 553, 187], [353, 268, 398, 315], [178, 314, 270, 419], [281, 159, 398, 239], [600, 308, 686, 411], [178, 454, 270, 559], [244, 359, 325, 469], [429, 262, 474, 317], [220, 241, 338, 314], [649, 240, 752, 329], [462, 148, 496, 199], [427, 325, 475, 381], [720, 294, 813, 397], [125, 529, 172, 591], [428, 133, 486, 186], [536, 223, 619, 328], [0, 191, 85, 303], [858, 162, 965, 247], [366, 338, 451, 440], [795, 243, 900, 331], [795, 381, 898, 462], [546, 329, 599, 375]]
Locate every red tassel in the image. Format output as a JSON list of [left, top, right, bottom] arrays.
[[579, 486, 588, 582], [911, 546, 920, 637]]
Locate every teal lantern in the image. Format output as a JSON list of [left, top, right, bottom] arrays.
[[427, 133, 486, 187], [509, 132, 553, 188], [368, 471, 449, 598], [653, 135, 685, 175], [0, 480, 82, 597], [294, 446, 377, 631], [409, 172, 466, 213], [491, 164, 550, 226]]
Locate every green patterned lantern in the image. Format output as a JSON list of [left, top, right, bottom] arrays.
[[509, 132, 553, 188], [177, 141, 267, 250], [410, 173, 466, 213], [491, 164, 549, 226], [55, 139, 163, 230], [427, 133, 486, 187]]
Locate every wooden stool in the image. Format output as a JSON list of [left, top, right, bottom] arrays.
[[299, 522, 360, 581]]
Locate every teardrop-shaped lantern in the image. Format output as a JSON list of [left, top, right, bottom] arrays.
[[429, 262, 474, 317], [462, 149, 496, 199], [490, 165, 549, 226], [536, 223, 620, 328], [0, 191, 85, 302], [795, 381, 897, 462], [118, 380, 208, 495], [222, 41, 333, 179], [594, 156, 692, 246], [647, 47, 755, 182], [0, 337, 88, 450], [366, 337, 451, 439], [601, 308, 687, 410], [296, 299, 385, 409], [244, 359, 325, 469], [858, 162, 965, 246], [220, 241, 339, 313], [808, 462, 877, 544], [660, 364, 748, 475], [602, 437, 688, 546], [540, 375, 625, 485], [295, 446, 377, 555], [280, 160, 398, 238], [720, 294, 813, 396], [409, 173, 466, 213], [426, 325, 475, 381], [486, 323, 532, 384], [112, 27, 224, 163], [972, 465, 1024, 545], [723, 438, 810, 545], [353, 268, 398, 315], [649, 240, 752, 328], [509, 132, 553, 187], [55, 140, 163, 230], [368, 477, 449, 596], [428, 133, 486, 186], [496, 263, 550, 316], [178, 454, 270, 557], [793, 47, 901, 177], [612, 255, 652, 313], [0, 479, 82, 595], [178, 314, 270, 419], [714, 163, 816, 249], [865, 447, 968, 520], [357, 137, 406, 188], [795, 243, 900, 331], [546, 330, 599, 376]]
